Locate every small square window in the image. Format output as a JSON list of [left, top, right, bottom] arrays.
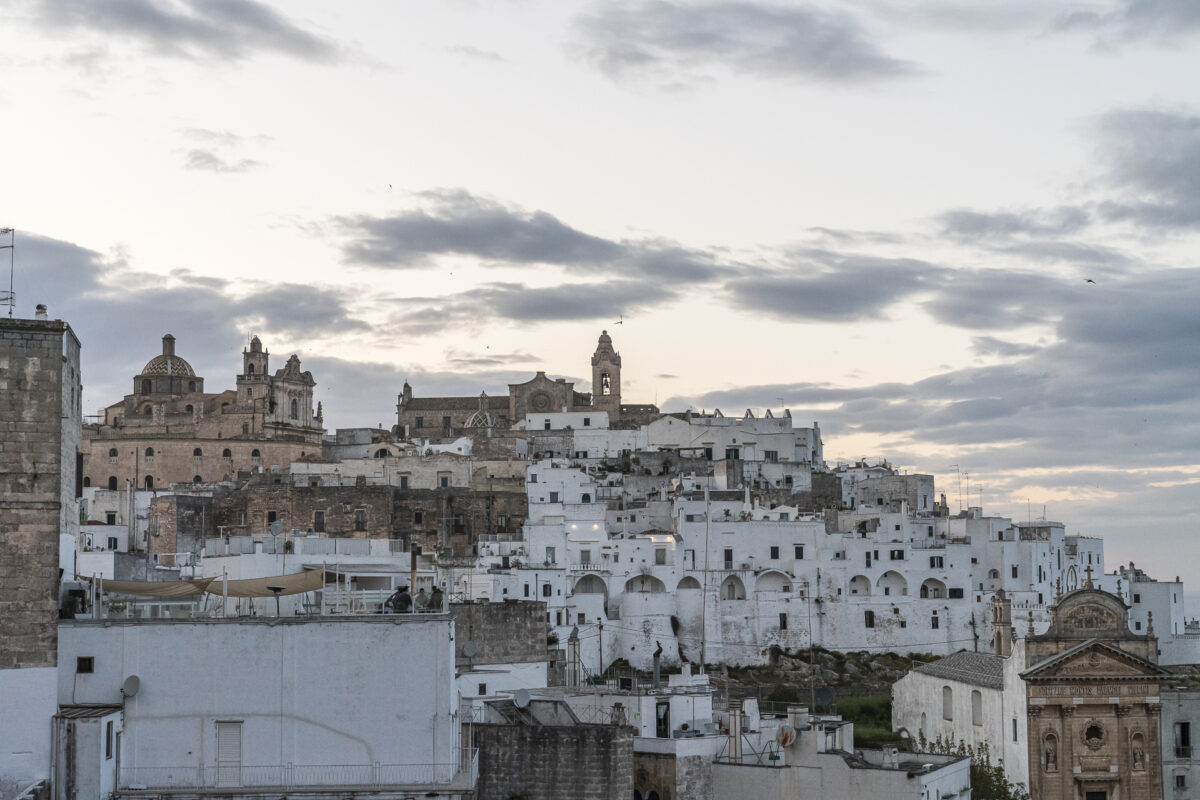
[[76, 657, 94, 674], [794, 545, 804, 559], [478, 682, 487, 696], [770, 546, 780, 559]]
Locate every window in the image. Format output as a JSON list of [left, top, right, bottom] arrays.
[[108, 476, 118, 490], [144, 447, 154, 458], [580, 550, 591, 565], [107, 536, 118, 550], [442, 415, 451, 430], [942, 686, 953, 720], [414, 511, 423, 525], [545, 546, 556, 564], [655, 548, 666, 565], [399, 475, 408, 489], [1177, 775, 1188, 789], [932, 612, 940, 629], [542, 583, 552, 598], [524, 584, 530, 597], [930, 556, 944, 568], [440, 476, 449, 488], [577, 613, 585, 625], [779, 613, 788, 630], [496, 514, 507, 529], [556, 610, 562, 626], [890, 549, 904, 560], [415, 416, 424, 428], [581, 493, 591, 503], [1135, 621, 1142, 631], [583, 417, 591, 427], [529, 473, 537, 483], [453, 514, 465, 534], [969, 690, 982, 726], [725, 448, 740, 460], [108, 448, 118, 459], [290, 399, 298, 419], [1012, 565, 1019, 578], [544, 420, 552, 430], [314, 511, 325, 532], [374, 448, 389, 458], [77, 656, 94, 674], [948, 588, 965, 599], [770, 546, 780, 559], [355, 509, 366, 531], [600, 372, 611, 395], [83, 476, 90, 487], [267, 511, 277, 524], [105, 511, 117, 525], [251, 449, 260, 458], [724, 548, 733, 570], [191, 447, 202, 457], [193, 475, 202, 484], [864, 610, 875, 628], [242, 423, 250, 435], [795, 545, 804, 559], [1013, 718, 1018, 742], [144, 476, 154, 490], [222, 448, 232, 459], [1176, 722, 1191, 758], [478, 682, 487, 696], [1133, 593, 1141, 603], [764, 450, 778, 463]]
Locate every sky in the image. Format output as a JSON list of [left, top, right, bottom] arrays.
[[2, 0, 1198, 608]]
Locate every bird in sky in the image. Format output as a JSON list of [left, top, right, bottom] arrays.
[[614, 314, 624, 325], [1085, 278, 1096, 284]]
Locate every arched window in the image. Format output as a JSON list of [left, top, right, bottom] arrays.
[[108, 448, 118, 458], [374, 448, 389, 458], [247, 363, 255, 375], [972, 690, 983, 726], [193, 475, 202, 484], [251, 449, 261, 458], [581, 493, 591, 503], [942, 686, 953, 721], [188, 380, 196, 392], [193, 447, 203, 457], [83, 476, 91, 487], [107, 476, 117, 490], [185, 404, 194, 413], [290, 399, 298, 419], [142, 404, 153, 416], [600, 371, 611, 395], [144, 476, 154, 490], [145, 447, 154, 457], [222, 448, 232, 459], [141, 379, 151, 395]]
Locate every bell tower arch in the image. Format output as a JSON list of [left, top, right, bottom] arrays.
[[591, 330, 621, 419]]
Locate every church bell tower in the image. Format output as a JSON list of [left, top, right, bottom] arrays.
[[591, 330, 621, 420]]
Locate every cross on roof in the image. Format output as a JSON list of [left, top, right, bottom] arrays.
[[1084, 565, 1094, 587]]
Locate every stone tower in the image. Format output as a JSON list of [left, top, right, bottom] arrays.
[[992, 588, 1013, 656], [237, 334, 270, 404], [590, 329, 621, 420], [0, 311, 82, 787]]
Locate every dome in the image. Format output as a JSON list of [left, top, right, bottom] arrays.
[[140, 334, 196, 377]]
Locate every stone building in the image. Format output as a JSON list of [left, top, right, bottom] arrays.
[[396, 330, 659, 437], [0, 310, 82, 790], [81, 334, 324, 493], [1022, 570, 1170, 800]]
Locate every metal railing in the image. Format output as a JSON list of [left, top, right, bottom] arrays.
[[119, 752, 476, 790], [1176, 746, 1193, 759]]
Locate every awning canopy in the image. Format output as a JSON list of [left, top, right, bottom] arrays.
[[79, 568, 325, 598]]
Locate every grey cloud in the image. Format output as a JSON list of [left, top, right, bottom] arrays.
[[573, 1, 915, 86], [183, 149, 261, 173], [33, 0, 340, 63], [337, 189, 724, 281], [1093, 109, 1200, 229], [726, 255, 947, 322], [444, 349, 540, 369], [1058, 0, 1200, 44], [938, 207, 1091, 240], [922, 268, 1079, 330], [446, 46, 507, 63], [971, 336, 1042, 358], [387, 280, 679, 336]]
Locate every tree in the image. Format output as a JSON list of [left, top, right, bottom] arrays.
[[915, 732, 1030, 800]]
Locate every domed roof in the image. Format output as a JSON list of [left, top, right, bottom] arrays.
[[140, 334, 196, 377]]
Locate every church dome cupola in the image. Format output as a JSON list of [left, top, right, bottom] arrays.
[[140, 334, 196, 377]]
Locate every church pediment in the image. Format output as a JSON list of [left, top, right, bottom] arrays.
[[1023, 639, 1169, 682]]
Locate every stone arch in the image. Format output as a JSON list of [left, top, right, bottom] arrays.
[[247, 363, 255, 375], [140, 403, 153, 415], [374, 448, 389, 458], [756, 570, 791, 592], [849, 575, 872, 596], [193, 447, 203, 457], [222, 448, 232, 459], [677, 576, 701, 590], [145, 447, 154, 457], [920, 578, 947, 599], [720, 575, 746, 601], [108, 448, 118, 458], [251, 449, 261, 458], [185, 404, 193, 413], [573, 574, 608, 597], [290, 399, 299, 419], [877, 570, 907, 596], [988, 568, 1000, 580], [193, 475, 202, 484], [625, 575, 666, 594]]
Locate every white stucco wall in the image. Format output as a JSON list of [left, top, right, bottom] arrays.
[[0, 666, 57, 789]]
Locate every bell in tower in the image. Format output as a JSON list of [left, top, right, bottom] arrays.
[[591, 329, 622, 420]]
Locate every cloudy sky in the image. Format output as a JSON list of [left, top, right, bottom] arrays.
[[4, 0, 1198, 603]]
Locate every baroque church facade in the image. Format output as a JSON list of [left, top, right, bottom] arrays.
[[81, 334, 324, 492], [1022, 571, 1169, 800], [395, 330, 658, 437]]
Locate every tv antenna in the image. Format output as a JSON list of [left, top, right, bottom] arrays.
[[1, 228, 13, 318]]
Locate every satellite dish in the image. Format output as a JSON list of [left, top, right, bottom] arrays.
[[121, 675, 140, 698], [514, 689, 531, 708], [463, 641, 479, 658], [814, 687, 834, 709], [776, 724, 796, 747]]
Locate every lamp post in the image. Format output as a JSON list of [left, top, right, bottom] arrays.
[[597, 619, 604, 681]]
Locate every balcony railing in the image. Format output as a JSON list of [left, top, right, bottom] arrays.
[[1176, 746, 1193, 759], [119, 752, 476, 791]]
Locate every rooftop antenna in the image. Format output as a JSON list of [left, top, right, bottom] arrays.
[[950, 464, 964, 511], [1, 227, 13, 318]]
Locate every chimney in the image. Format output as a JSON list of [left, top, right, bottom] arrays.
[[35, 304, 48, 320], [611, 702, 626, 726], [566, 626, 581, 688], [162, 334, 176, 356], [728, 703, 743, 762]]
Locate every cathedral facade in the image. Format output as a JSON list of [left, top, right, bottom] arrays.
[[1022, 572, 1169, 800], [396, 330, 657, 437], [81, 335, 324, 491]]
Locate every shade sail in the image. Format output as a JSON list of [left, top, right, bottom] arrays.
[[211, 568, 325, 598], [77, 576, 215, 597]]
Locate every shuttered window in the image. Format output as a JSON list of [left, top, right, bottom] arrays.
[[215, 721, 242, 787]]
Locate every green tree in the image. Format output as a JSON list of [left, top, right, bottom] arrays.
[[914, 732, 1030, 800]]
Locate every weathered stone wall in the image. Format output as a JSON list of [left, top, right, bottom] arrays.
[[0, 319, 78, 669], [451, 600, 548, 666], [474, 722, 633, 800], [148, 494, 215, 560]]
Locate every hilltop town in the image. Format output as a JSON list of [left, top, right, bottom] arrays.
[[4, 313, 1197, 800]]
